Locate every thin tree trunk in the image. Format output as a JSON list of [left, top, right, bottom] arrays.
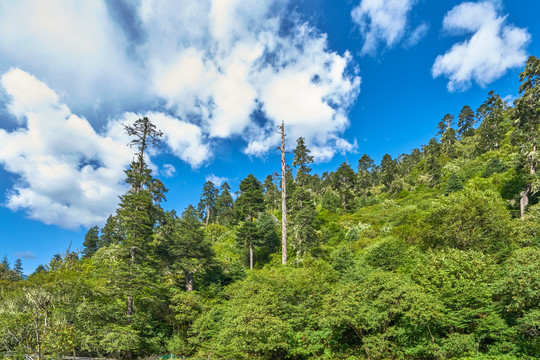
[[521, 144, 537, 218], [280, 120, 287, 265], [249, 238, 253, 270], [127, 295, 133, 323], [205, 204, 210, 227], [186, 272, 194, 292]]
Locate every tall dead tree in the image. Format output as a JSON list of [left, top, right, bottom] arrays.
[[279, 121, 287, 265]]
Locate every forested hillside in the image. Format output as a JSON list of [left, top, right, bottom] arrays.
[[1, 56, 539, 360]]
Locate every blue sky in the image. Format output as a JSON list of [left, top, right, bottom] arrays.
[[0, 0, 537, 274]]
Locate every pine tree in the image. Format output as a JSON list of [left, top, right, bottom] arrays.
[[171, 205, 214, 291], [197, 181, 218, 226], [216, 182, 235, 225], [117, 117, 167, 328], [332, 162, 356, 210], [13, 258, 23, 278], [457, 105, 476, 138], [82, 226, 100, 258], [235, 174, 265, 270], [380, 154, 398, 189], [293, 137, 314, 189], [476, 91, 507, 154], [357, 154, 374, 194]]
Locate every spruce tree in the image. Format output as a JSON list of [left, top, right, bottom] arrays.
[[293, 137, 314, 189]]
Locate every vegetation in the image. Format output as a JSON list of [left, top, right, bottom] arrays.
[[1, 57, 540, 359]]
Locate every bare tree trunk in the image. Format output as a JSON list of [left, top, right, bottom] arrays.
[[521, 144, 537, 218], [249, 238, 254, 270], [280, 120, 287, 265], [205, 204, 210, 227], [186, 272, 194, 292], [127, 295, 133, 323]]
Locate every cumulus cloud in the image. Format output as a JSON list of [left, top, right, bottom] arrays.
[[432, 1, 530, 91], [0, 69, 132, 229], [0, 0, 362, 226], [140, 0, 360, 160], [351, 0, 423, 55], [0, 0, 143, 115]]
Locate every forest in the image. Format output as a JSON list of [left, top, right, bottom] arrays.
[[0, 56, 539, 360]]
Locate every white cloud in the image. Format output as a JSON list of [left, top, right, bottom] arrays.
[[351, 0, 421, 55], [0, 0, 142, 114], [0, 0, 363, 226], [14, 250, 37, 259], [141, 0, 360, 159], [206, 174, 228, 187], [162, 164, 176, 178], [0, 69, 132, 229], [432, 1, 530, 91]]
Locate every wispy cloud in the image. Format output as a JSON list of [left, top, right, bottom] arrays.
[[432, 1, 530, 91], [351, 0, 425, 56], [14, 250, 37, 259]]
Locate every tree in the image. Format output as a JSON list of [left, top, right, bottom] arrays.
[[357, 154, 374, 194], [82, 226, 100, 258], [457, 105, 476, 138], [263, 174, 280, 211], [514, 55, 540, 217], [13, 259, 23, 278], [476, 91, 507, 154], [117, 117, 167, 333], [197, 181, 218, 226], [293, 137, 314, 189], [216, 182, 235, 225], [279, 123, 289, 265], [379, 154, 398, 189], [235, 174, 265, 270], [171, 205, 214, 291], [332, 162, 356, 210]]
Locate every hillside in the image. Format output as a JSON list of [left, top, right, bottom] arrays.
[[0, 56, 539, 360]]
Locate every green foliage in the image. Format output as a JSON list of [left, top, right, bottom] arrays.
[[423, 185, 514, 256], [8, 59, 540, 359]]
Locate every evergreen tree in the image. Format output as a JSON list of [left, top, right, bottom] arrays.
[[457, 105, 476, 138], [197, 181, 218, 226], [171, 205, 214, 291], [235, 174, 265, 270], [216, 182, 235, 225], [13, 259, 23, 279], [476, 91, 507, 154], [99, 215, 123, 248], [332, 162, 356, 210], [380, 153, 398, 189], [263, 174, 280, 211], [82, 226, 100, 258], [292, 137, 314, 188], [357, 154, 374, 194]]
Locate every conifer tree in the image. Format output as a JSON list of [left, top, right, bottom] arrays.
[[457, 105, 476, 138], [197, 180, 218, 226], [82, 226, 100, 258], [476, 91, 507, 154], [216, 182, 235, 225], [293, 137, 314, 189], [357, 154, 374, 194], [235, 174, 264, 270]]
